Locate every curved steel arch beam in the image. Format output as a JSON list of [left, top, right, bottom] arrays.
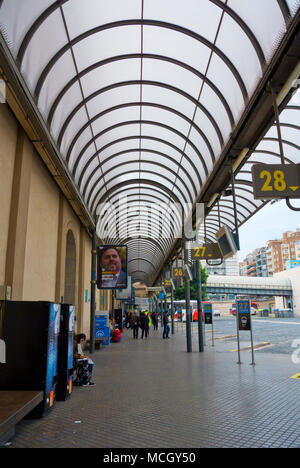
[[57, 80, 224, 150], [64, 99, 215, 168], [95, 178, 184, 213], [262, 137, 300, 151], [233, 186, 262, 202], [210, 0, 266, 67], [219, 200, 252, 217], [99, 187, 180, 217], [207, 214, 235, 230], [100, 195, 182, 230], [104, 213, 177, 245], [118, 237, 167, 258], [229, 193, 259, 211], [201, 221, 222, 232], [86, 160, 194, 211], [17, 0, 267, 74], [34, 19, 248, 101], [76, 133, 207, 189], [48, 53, 234, 128], [67, 120, 213, 174], [128, 258, 157, 271], [82, 147, 199, 201], [272, 123, 300, 131], [128, 244, 163, 258], [277, 0, 291, 24], [102, 200, 181, 237], [115, 244, 164, 263], [17, 0, 70, 64], [127, 245, 163, 261], [250, 150, 294, 164], [108, 227, 173, 253], [216, 204, 247, 222]]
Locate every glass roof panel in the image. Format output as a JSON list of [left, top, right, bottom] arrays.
[[79, 59, 141, 98], [143, 25, 212, 74], [144, 0, 222, 43], [72, 26, 141, 72], [20, 8, 68, 92], [227, 0, 286, 61], [63, 0, 141, 40], [142, 58, 202, 100], [0, 0, 54, 56], [215, 12, 262, 96]]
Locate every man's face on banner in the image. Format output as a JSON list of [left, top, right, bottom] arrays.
[[101, 248, 122, 273]]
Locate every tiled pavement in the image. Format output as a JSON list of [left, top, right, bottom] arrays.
[[7, 323, 300, 448]]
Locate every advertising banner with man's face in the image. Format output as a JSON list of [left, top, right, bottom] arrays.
[[97, 245, 128, 290]]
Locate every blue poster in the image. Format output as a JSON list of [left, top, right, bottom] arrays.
[[95, 315, 110, 345]]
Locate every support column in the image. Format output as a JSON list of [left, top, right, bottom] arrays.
[[89, 230, 97, 354], [184, 236, 192, 353], [196, 260, 204, 352], [77, 224, 86, 333], [5, 127, 33, 300]]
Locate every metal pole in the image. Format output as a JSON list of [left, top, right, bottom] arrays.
[[196, 260, 204, 352], [89, 230, 97, 354], [171, 268, 175, 335], [184, 236, 192, 353], [236, 296, 242, 365], [249, 312, 255, 366]]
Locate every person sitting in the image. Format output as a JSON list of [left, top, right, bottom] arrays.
[[73, 334, 96, 387]]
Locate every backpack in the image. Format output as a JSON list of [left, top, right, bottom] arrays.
[[74, 359, 90, 386], [112, 329, 121, 343]]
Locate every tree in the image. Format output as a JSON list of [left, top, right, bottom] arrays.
[[174, 264, 208, 301]]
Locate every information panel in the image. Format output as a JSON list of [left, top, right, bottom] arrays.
[[173, 267, 184, 278], [204, 302, 213, 325], [252, 164, 300, 200], [236, 299, 251, 331], [191, 243, 222, 260]]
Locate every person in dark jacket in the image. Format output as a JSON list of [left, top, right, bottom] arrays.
[[151, 311, 159, 330], [163, 312, 170, 339], [132, 313, 139, 340], [140, 312, 149, 339]]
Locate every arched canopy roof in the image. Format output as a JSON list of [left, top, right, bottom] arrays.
[[1, 0, 299, 284]]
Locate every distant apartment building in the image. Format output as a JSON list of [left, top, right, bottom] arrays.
[[239, 247, 268, 277], [267, 230, 300, 276], [240, 229, 300, 277]]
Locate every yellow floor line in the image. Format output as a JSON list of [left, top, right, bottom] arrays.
[[231, 342, 271, 352], [290, 373, 300, 380]]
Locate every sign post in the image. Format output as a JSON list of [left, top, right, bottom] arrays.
[[236, 298, 255, 366], [203, 302, 214, 347]]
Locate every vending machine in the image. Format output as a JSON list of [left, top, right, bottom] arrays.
[[57, 304, 75, 401], [0, 301, 61, 417]]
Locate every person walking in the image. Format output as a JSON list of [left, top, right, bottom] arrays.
[[163, 311, 170, 339], [140, 312, 149, 339], [132, 313, 139, 340], [151, 311, 159, 330]]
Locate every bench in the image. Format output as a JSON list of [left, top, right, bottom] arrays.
[[0, 391, 43, 446]]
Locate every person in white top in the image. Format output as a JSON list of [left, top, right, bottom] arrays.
[[74, 334, 95, 387]]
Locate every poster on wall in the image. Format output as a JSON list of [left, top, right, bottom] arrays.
[[97, 245, 128, 290], [115, 276, 132, 300]]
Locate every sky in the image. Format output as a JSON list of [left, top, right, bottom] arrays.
[[238, 199, 300, 262]]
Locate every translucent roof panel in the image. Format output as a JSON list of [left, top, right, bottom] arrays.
[[0, 0, 299, 284]]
